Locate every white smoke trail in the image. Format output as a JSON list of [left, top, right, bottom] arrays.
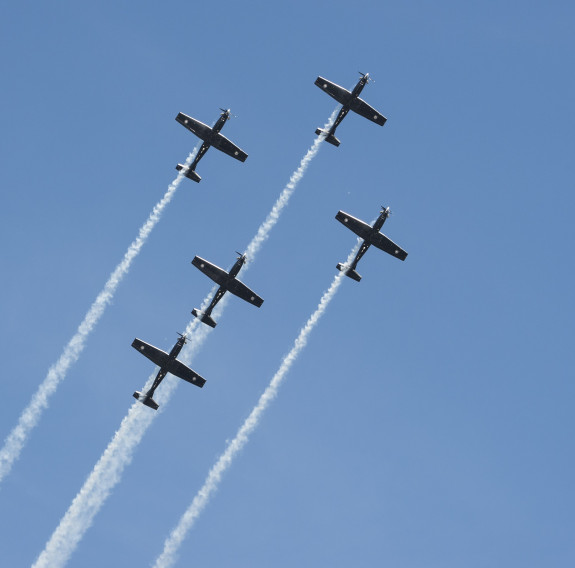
[[32, 111, 337, 568], [245, 107, 339, 261], [0, 149, 198, 487], [33, 290, 233, 566], [32, 297, 211, 568], [153, 243, 361, 568]]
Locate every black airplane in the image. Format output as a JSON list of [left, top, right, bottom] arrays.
[[131, 333, 206, 410], [335, 207, 407, 282], [191, 252, 264, 328], [175, 108, 248, 183], [314, 72, 386, 147]]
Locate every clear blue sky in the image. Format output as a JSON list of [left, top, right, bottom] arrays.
[[1, 1, 574, 566]]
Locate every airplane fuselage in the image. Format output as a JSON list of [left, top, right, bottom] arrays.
[[349, 76, 368, 101], [315, 72, 385, 147], [212, 111, 230, 134], [167, 337, 185, 359], [335, 206, 405, 281], [202, 256, 245, 317], [191, 254, 261, 328], [335, 76, 367, 113], [326, 76, 368, 138], [175, 109, 247, 182], [150, 368, 168, 390], [228, 256, 245, 279], [132, 334, 205, 410], [148, 336, 186, 394], [372, 209, 390, 232], [187, 111, 230, 174], [349, 210, 389, 269]]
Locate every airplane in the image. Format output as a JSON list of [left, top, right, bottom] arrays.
[[175, 108, 248, 183], [314, 72, 386, 147], [335, 207, 407, 282], [191, 252, 263, 328], [131, 333, 206, 410]]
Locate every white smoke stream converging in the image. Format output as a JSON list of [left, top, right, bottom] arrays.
[[32, 110, 338, 568], [0, 149, 198, 487], [153, 242, 361, 568], [244, 109, 338, 261], [31, 297, 212, 568]]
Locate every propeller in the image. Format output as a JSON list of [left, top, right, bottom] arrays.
[[381, 205, 392, 216], [220, 108, 237, 119], [176, 332, 188, 343], [359, 71, 373, 83]]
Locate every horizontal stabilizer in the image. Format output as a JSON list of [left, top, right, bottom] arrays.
[[133, 391, 159, 410], [192, 308, 217, 328], [315, 128, 340, 147], [176, 164, 201, 183], [337, 263, 361, 282]]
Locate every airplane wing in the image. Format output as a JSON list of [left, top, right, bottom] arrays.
[[349, 97, 387, 126], [226, 278, 264, 307], [315, 77, 352, 106], [175, 113, 212, 141], [335, 211, 373, 241], [369, 232, 408, 260], [165, 359, 206, 388], [132, 339, 170, 368], [211, 133, 248, 162], [336, 211, 407, 261], [192, 256, 229, 287]]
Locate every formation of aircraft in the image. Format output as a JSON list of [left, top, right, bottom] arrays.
[[132, 333, 206, 410], [335, 207, 407, 282], [191, 252, 264, 328], [175, 108, 248, 183], [314, 72, 387, 147], [130, 71, 407, 410]]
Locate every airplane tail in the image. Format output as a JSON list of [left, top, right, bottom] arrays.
[[191, 308, 217, 328], [336, 263, 361, 282], [133, 391, 159, 410], [315, 128, 340, 147], [176, 164, 201, 183]]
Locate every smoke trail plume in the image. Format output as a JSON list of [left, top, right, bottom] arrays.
[[153, 243, 361, 568], [33, 112, 337, 568], [0, 150, 198, 487], [245, 108, 339, 261], [31, 296, 213, 568]]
